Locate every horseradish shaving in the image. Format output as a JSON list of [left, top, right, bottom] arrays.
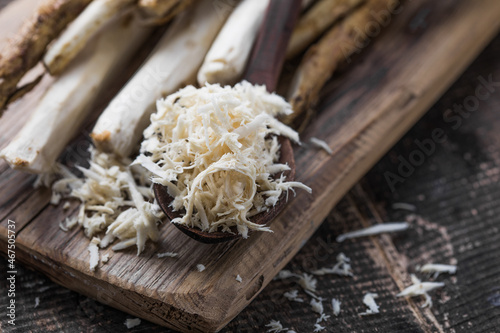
[[283, 290, 304, 303], [313, 324, 326, 332], [52, 148, 164, 255], [312, 252, 353, 277], [265, 320, 289, 332], [310, 137, 332, 155], [157, 252, 179, 258], [332, 298, 341, 316], [88, 237, 100, 272], [359, 292, 380, 316], [137, 81, 311, 237], [336, 222, 409, 242], [298, 273, 318, 293], [397, 274, 445, 308], [310, 298, 324, 314], [418, 263, 457, 278], [316, 313, 330, 324], [274, 270, 301, 280], [124, 318, 141, 329]]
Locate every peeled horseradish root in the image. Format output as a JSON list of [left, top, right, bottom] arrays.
[[135, 81, 311, 238]]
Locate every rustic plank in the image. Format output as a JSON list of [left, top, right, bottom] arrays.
[[2, 31, 500, 333], [1, 0, 500, 332]]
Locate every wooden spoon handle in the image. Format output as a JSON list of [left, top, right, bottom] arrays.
[[243, 0, 302, 92]]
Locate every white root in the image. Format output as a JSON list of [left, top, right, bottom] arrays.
[[197, 0, 270, 86], [0, 12, 152, 174], [91, 0, 231, 158], [44, 0, 136, 76]]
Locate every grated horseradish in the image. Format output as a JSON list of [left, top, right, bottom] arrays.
[[52, 149, 164, 255], [137, 81, 311, 237]]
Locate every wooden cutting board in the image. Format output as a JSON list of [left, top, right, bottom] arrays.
[[1, 0, 499, 332]]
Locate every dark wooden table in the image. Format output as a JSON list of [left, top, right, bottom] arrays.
[[1, 2, 500, 333]]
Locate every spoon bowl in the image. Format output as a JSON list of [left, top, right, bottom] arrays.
[[154, 136, 295, 243]]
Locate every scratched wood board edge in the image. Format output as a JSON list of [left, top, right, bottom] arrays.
[[1, 0, 500, 332]]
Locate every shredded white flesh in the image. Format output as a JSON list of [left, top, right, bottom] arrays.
[[197, 264, 206, 272], [275, 270, 301, 280], [332, 298, 341, 316], [359, 292, 380, 316], [311, 298, 329, 331], [59, 216, 78, 232], [276, 270, 321, 299], [397, 274, 445, 308], [298, 273, 318, 293], [137, 82, 311, 237], [43, 0, 136, 75], [124, 318, 141, 329], [310, 298, 324, 314], [419, 263, 457, 278], [316, 313, 330, 324], [392, 202, 417, 211], [336, 222, 409, 242], [283, 289, 304, 303], [310, 137, 333, 155], [88, 237, 100, 272], [265, 320, 288, 332], [0, 13, 151, 174], [305, 289, 321, 300], [52, 148, 164, 255], [312, 252, 353, 276], [157, 252, 179, 258], [313, 323, 326, 332], [236, 275, 243, 283]]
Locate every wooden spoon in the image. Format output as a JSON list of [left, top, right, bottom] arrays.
[[154, 0, 302, 243]]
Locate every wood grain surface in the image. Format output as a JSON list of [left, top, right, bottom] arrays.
[[1, 0, 500, 332]]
